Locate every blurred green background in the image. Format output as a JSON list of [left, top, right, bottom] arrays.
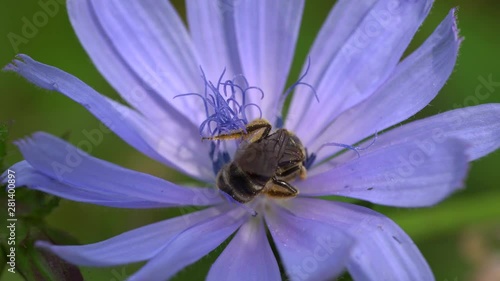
[[1, 0, 500, 280]]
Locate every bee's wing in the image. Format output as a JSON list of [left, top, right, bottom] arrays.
[[279, 134, 306, 166], [234, 130, 289, 179]]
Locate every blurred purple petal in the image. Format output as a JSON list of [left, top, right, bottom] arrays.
[[298, 138, 469, 207], [4, 55, 214, 181], [308, 9, 461, 159], [314, 103, 500, 177], [287, 198, 434, 281], [265, 203, 353, 281], [67, 0, 205, 124], [288, 0, 432, 140], [2, 161, 175, 208], [207, 217, 280, 281], [233, 0, 305, 121], [14, 132, 222, 207], [36, 205, 234, 266], [128, 208, 247, 281]]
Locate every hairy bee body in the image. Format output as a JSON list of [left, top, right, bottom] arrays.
[[217, 162, 265, 203], [211, 120, 307, 203]]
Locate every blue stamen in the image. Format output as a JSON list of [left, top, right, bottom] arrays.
[[176, 68, 265, 174], [209, 142, 231, 175], [276, 57, 318, 128], [240, 103, 262, 121], [176, 68, 262, 138], [320, 142, 363, 159], [354, 132, 378, 152], [275, 116, 284, 129], [304, 150, 317, 170], [282, 57, 319, 103], [306, 132, 379, 168]]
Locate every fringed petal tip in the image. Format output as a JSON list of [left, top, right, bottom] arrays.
[[3, 59, 20, 72], [2, 54, 60, 92], [450, 8, 464, 44], [13, 135, 31, 148], [2, 63, 16, 72], [3, 54, 28, 71]]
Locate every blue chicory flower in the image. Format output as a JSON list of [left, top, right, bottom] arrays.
[[3, 1, 500, 280]]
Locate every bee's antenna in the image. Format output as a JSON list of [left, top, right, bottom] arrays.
[[219, 191, 258, 217]]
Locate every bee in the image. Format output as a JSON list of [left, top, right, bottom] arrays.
[[205, 119, 307, 203]]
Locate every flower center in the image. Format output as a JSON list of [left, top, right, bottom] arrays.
[[177, 67, 373, 212], [209, 118, 307, 203], [175, 69, 264, 174], [177, 69, 312, 209]]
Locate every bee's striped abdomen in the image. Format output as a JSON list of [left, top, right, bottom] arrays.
[[217, 163, 265, 203]]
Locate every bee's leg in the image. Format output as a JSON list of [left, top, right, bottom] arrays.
[[202, 130, 246, 141], [244, 119, 272, 142], [299, 165, 307, 180], [203, 119, 272, 142], [264, 178, 299, 198], [275, 164, 301, 181], [275, 162, 307, 182]]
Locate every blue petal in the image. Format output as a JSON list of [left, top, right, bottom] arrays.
[[185, 0, 243, 86], [1, 161, 173, 208], [233, 0, 305, 121], [207, 217, 280, 281], [265, 203, 353, 281], [288, 0, 433, 140], [298, 138, 469, 207], [128, 208, 247, 281], [306, 9, 461, 159], [67, 0, 206, 125], [187, 0, 305, 121], [368, 103, 500, 162], [36, 205, 235, 266], [314, 104, 500, 177], [3, 55, 214, 181], [287, 198, 434, 281], [8, 132, 222, 207]]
